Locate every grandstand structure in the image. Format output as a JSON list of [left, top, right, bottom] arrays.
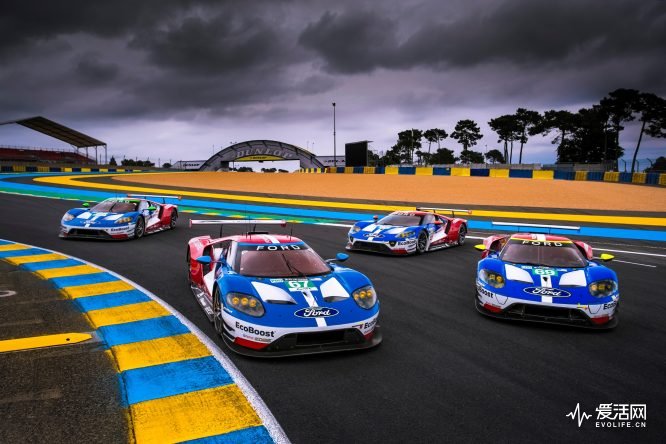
[[0, 116, 107, 165]]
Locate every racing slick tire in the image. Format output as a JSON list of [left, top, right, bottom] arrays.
[[416, 230, 428, 254], [457, 224, 467, 246], [186, 248, 193, 284], [213, 286, 224, 336], [170, 210, 178, 229], [133, 217, 145, 239]]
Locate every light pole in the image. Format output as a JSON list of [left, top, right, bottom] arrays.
[[332, 102, 337, 167]]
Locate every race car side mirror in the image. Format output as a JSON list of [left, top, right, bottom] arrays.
[[82, 202, 89, 208], [474, 244, 486, 252], [196, 256, 211, 264], [326, 253, 349, 263], [148, 206, 157, 211], [598, 253, 614, 262], [373, 215, 379, 222]]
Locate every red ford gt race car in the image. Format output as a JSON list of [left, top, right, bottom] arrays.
[[347, 207, 470, 255], [187, 219, 382, 357]]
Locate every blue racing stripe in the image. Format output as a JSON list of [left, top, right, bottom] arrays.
[[49, 272, 119, 288], [74, 290, 152, 312], [182, 426, 273, 444], [100, 315, 190, 347], [121, 356, 233, 404], [0, 247, 50, 258], [20, 258, 85, 271]]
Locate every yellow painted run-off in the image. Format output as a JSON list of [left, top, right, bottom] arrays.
[[0, 332, 92, 353], [131, 385, 263, 444], [35, 173, 666, 227], [86, 301, 171, 327], [112, 333, 211, 372]]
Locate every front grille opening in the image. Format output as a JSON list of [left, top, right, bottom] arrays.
[[506, 304, 589, 322], [296, 330, 346, 346]]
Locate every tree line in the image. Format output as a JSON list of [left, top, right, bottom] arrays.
[[374, 89, 665, 172]]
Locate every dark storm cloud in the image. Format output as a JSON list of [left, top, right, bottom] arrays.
[[0, 1, 181, 57], [75, 53, 120, 85], [129, 12, 297, 75], [0, 0, 664, 128], [299, 10, 400, 73], [299, 0, 666, 76]]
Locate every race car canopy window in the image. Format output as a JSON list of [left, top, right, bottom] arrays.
[[91, 199, 138, 213], [500, 239, 587, 268], [378, 214, 423, 226], [234, 244, 330, 277]]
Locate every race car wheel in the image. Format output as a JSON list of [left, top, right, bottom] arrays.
[[170, 210, 178, 229], [458, 225, 467, 245], [186, 248, 193, 284], [213, 287, 223, 335], [133, 217, 145, 239], [416, 231, 428, 254]]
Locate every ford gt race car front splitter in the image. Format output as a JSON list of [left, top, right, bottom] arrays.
[[59, 223, 135, 240], [221, 314, 382, 357], [346, 237, 416, 255], [475, 286, 618, 329]]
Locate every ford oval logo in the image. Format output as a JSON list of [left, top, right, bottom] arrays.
[[523, 287, 571, 298], [294, 307, 339, 318]]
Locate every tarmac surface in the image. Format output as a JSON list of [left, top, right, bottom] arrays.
[[1, 191, 664, 443], [0, 260, 127, 443]]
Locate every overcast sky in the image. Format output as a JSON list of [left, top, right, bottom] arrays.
[[1, 0, 664, 168]]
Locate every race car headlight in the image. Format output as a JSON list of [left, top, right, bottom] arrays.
[[352, 285, 377, 309], [351, 225, 361, 233], [479, 269, 505, 288], [226, 292, 265, 317], [115, 217, 133, 224], [397, 231, 416, 238], [588, 280, 617, 298], [62, 213, 74, 222]]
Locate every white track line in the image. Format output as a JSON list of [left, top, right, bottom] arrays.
[[612, 260, 657, 268], [314, 222, 666, 260], [0, 239, 290, 444]]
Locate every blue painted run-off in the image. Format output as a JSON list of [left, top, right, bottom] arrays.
[[1, 173, 664, 242], [121, 356, 234, 404]]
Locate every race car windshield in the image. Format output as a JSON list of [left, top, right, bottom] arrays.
[[500, 240, 587, 268], [91, 199, 138, 213], [377, 214, 423, 226], [234, 244, 330, 277]]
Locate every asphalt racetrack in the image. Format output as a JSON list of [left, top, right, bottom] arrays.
[[1, 192, 664, 443]]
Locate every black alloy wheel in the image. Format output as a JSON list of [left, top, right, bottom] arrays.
[[416, 231, 428, 254], [133, 217, 145, 239], [213, 287, 224, 335]]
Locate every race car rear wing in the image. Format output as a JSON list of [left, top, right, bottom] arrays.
[[189, 219, 287, 227], [190, 219, 287, 236], [492, 221, 580, 233], [416, 207, 472, 217], [126, 194, 182, 203]]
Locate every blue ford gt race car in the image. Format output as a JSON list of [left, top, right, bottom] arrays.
[[475, 228, 619, 328], [347, 207, 470, 255], [187, 219, 382, 357], [60, 194, 180, 240]]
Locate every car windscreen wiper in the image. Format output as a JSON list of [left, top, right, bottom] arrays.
[[280, 253, 306, 277]]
